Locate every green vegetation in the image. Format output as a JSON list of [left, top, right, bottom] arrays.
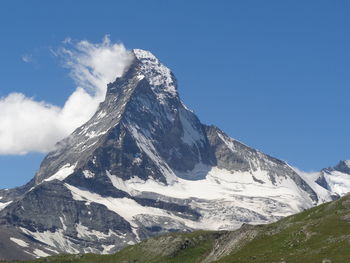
[[217, 196, 350, 263], [9, 195, 350, 263]]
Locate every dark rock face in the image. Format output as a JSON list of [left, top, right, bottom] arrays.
[[1, 181, 131, 234], [0, 49, 331, 260], [315, 173, 330, 190]]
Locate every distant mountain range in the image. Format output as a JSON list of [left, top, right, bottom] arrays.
[[0, 49, 349, 261]]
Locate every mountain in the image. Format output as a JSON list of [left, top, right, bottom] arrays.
[[0, 49, 342, 260], [9, 193, 350, 263], [317, 160, 350, 196]]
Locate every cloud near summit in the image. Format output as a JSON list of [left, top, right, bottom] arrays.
[[0, 36, 133, 155]]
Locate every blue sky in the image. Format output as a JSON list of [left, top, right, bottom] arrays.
[[0, 0, 349, 188]]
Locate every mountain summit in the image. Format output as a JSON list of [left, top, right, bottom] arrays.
[[0, 49, 340, 260]]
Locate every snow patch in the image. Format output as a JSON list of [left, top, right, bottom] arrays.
[[85, 130, 108, 139], [179, 109, 204, 146], [292, 167, 334, 204], [64, 183, 224, 231], [0, 201, 12, 211], [324, 170, 350, 196], [128, 124, 177, 183], [75, 223, 124, 246], [83, 170, 95, 179], [136, 74, 145, 80], [59, 216, 67, 231], [65, 184, 174, 227], [45, 163, 76, 182], [33, 249, 50, 258], [20, 227, 79, 254], [10, 237, 29, 248], [106, 170, 138, 194], [102, 244, 115, 254], [96, 110, 107, 119], [105, 165, 316, 230]]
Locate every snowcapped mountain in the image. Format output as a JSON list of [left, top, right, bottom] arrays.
[[0, 49, 343, 260], [295, 160, 350, 199], [316, 160, 350, 196]]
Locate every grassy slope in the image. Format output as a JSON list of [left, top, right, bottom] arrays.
[[8, 195, 350, 263], [217, 195, 350, 263]]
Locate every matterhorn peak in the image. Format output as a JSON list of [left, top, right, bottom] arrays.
[[131, 49, 178, 97], [106, 49, 178, 105], [132, 48, 158, 61]]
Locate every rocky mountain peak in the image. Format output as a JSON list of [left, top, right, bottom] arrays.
[[106, 49, 178, 100], [132, 48, 177, 97], [34, 48, 209, 185], [334, 160, 350, 174]]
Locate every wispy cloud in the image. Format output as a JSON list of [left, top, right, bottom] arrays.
[[0, 36, 133, 155], [62, 37, 72, 44], [21, 54, 33, 63]]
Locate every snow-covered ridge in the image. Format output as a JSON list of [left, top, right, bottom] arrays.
[[133, 49, 158, 61], [323, 170, 350, 196], [295, 160, 350, 198]]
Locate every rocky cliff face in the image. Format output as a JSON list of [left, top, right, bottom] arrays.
[[0, 49, 337, 260]]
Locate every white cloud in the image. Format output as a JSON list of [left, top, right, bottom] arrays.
[[21, 54, 33, 63], [0, 36, 133, 155], [62, 37, 72, 44]]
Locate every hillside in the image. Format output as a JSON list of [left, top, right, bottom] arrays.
[[9, 193, 350, 263]]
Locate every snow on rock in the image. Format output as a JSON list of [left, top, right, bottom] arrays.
[[45, 163, 76, 182], [295, 162, 350, 198], [102, 245, 115, 254], [20, 227, 79, 254], [10, 237, 29, 248], [108, 167, 310, 207], [179, 108, 205, 146], [106, 166, 315, 230], [323, 170, 350, 196], [75, 223, 131, 254], [33, 249, 50, 258], [133, 49, 177, 101], [83, 170, 95, 179], [127, 124, 177, 183], [293, 167, 334, 204], [65, 183, 175, 227], [0, 201, 12, 211]]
